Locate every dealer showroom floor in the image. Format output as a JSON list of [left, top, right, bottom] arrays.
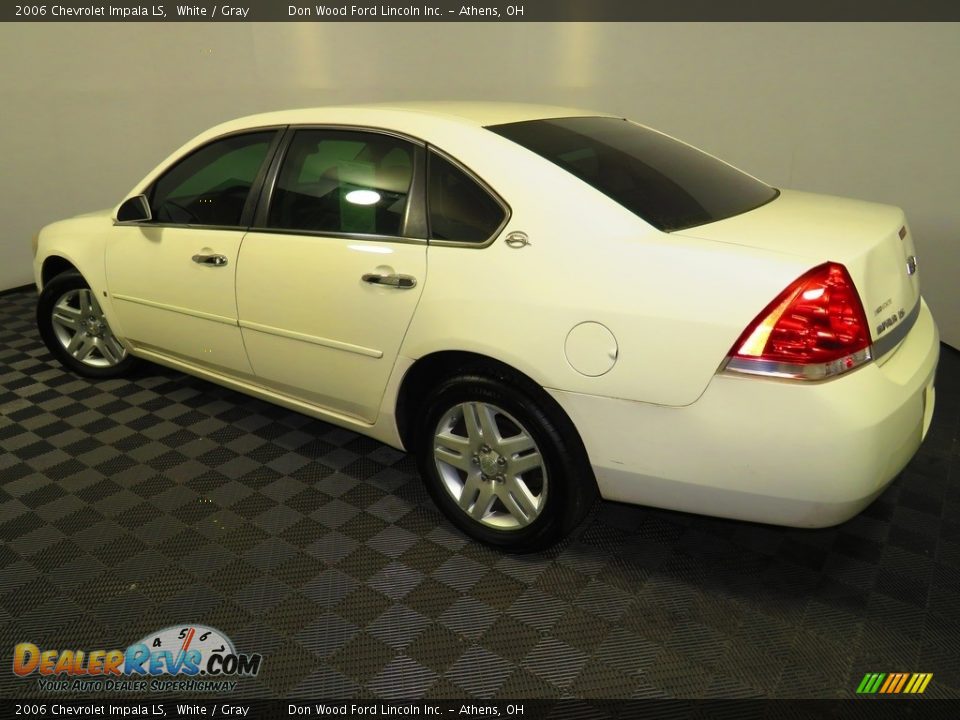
[[1, 288, 958, 699]]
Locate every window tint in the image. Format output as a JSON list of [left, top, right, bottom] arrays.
[[268, 130, 415, 237], [489, 117, 778, 232], [150, 132, 274, 226], [428, 152, 505, 243]]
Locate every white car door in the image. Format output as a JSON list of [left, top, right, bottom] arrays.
[[106, 130, 281, 376], [236, 128, 427, 423]]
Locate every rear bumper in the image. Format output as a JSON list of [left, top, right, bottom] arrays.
[[549, 299, 940, 527]]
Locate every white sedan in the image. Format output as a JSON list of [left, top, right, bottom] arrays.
[[32, 103, 939, 551]]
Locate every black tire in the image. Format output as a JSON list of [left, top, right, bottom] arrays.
[[416, 365, 598, 552], [37, 271, 137, 379]]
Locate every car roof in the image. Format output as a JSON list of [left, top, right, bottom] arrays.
[[343, 101, 616, 126], [207, 102, 616, 138]]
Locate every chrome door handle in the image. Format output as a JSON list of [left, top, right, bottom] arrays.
[[362, 273, 417, 289], [192, 253, 228, 267]]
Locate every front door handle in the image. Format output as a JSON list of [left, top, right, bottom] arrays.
[[362, 272, 417, 289], [192, 253, 228, 267]]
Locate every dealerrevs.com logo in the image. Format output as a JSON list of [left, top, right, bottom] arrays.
[[13, 625, 263, 693]]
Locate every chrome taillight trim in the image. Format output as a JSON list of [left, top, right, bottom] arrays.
[[724, 348, 873, 381]]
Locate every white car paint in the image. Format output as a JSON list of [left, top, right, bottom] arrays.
[[107, 224, 253, 375], [235, 233, 427, 423], [33, 102, 939, 529], [553, 299, 937, 526]]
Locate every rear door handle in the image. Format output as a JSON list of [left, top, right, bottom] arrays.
[[362, 273, 417, 289], [192, 253, 228, 267]]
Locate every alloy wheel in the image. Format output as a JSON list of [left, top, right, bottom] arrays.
[[432, 401, 548, 530], [50, 289, 127, 368]]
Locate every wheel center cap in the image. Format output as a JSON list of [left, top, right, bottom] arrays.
[[478, 450, 502, 478]]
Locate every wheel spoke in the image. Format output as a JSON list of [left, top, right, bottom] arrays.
[[461, 403, 483, 444], [52, 304, 81, 330], [435, 441, 473, 473], [98, 338, 118, 364], [469, 482, 496, 521], [509, 451, 543, 476], [78, 290, 93, 315], [65, 330, 85, 355], [102, 334, 126, 363], [500, 478, 538, 524], [457, 474, 483, 511], [498, 432, 536, 457], [436, 430, 470, 454], [52, 314, 79, 331], [73, 335, 97, 361], [475, 403, 500, 443]]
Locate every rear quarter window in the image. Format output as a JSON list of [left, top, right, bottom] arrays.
[[427, 151, 506, 244]]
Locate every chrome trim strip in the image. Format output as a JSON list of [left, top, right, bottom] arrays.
[[276, 123, 427, 148], [238, 320, 383, 359], [244, 227, 427, 246], [872, 298, 921, 360], [110, 221, 246, 231], [111, 294, 236, 326], [725, 348, 872, 381]]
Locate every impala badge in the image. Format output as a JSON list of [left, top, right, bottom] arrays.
[[877, 307, 906, 336], [906, 255, 918, 275], [505, 231, 531, 249]]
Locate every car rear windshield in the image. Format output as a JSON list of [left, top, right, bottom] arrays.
[[488, 116, 778, 232]]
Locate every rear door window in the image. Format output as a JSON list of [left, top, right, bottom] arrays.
[[267, 130, 416, 237]]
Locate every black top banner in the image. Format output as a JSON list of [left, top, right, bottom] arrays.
[[4, 0, 960, 22]]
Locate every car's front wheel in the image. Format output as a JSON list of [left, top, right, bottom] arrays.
[[37, 271, 136, 379], [417, 368, 597, 552]]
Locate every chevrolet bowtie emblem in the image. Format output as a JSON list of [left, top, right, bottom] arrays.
[[906, 255, 918, 276]]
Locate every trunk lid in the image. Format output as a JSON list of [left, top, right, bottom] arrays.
[[675, 189, 920, 353]]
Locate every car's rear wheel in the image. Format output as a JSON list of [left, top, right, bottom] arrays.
[[416, 368, 597, 552], [37, 271, 137, 378]]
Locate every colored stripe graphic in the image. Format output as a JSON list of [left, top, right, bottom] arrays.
[[857, 673, 886, 693], [893, 673, 909, 693], [857, 672, 932, 694], [879, 673, 896, 693]]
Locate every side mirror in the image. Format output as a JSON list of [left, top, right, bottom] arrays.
[[115, 195, 152, 224]]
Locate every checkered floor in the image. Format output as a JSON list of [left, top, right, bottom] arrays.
[[1, 287, 958, 699]]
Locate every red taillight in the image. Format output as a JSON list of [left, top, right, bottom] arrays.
[[726, 262, 872, 380]]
